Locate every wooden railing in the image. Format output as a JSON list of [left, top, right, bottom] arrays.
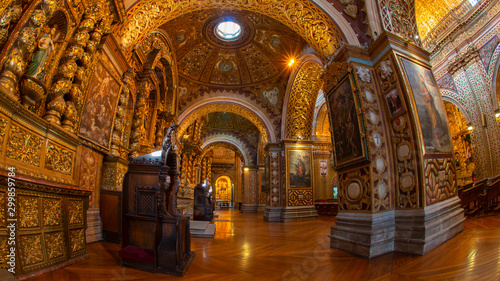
[[458, 174, 500, 217]]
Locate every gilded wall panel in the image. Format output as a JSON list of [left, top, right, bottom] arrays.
[[79, 147, 103, 206], [101, 161, 128, 191], [269, 150, 281, 207], [6, 125, 43, 167], [20, 234, 44, 266], [44, 231, 66, 260], [45, 142, 74, 175], [0, 237, 7, 269], [68, 200, 83, 225], [259, 192, 267, 205], [0, 117, 8, 155], [42, 198, 62, 227], [424, 158, 457, 205], [19, 195, 40, 228], [287, 189, 313, 206], [70, 228, 85, 255], [0, 191, 5, 228]]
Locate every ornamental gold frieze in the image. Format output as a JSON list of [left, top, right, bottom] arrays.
[[45, 142, 74, 175], [19, 195, 40, 228], [321, 62, 353, 93], [0, 191, 5, 227], [20, 234, 44, 266], [116, 0, 342, 60], [0, 116, 7, 154], [6, 125, 43, 167], [68, 199, 83, 225], [42, 198, 62, 227]]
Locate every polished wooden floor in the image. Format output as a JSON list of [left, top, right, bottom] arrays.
[[28, 209, 500, 281]]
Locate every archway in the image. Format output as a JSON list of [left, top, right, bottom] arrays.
[[214, 175, 234, 207]]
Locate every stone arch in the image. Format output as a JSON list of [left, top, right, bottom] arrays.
[[282, 56, 324, 139], [178, 97, 276, 143], [440, 90, 473, 124], [116, 0, 360, 60], [201, 138, 252, 166], [488, 42, 500, 109]]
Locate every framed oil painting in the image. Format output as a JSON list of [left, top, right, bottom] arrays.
[[288, 150, 312, 189], [384, 87, 405, 118], [326, 73, 367, 169], [78, 61, 121, 150], [400, 57, 452, 155]]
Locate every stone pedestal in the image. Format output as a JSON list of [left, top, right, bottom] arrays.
[[241, 204, 259, 213], [257, 204, 266, 213], [330, 211, 395, 258], [86, 208, 103, 243], [394, 197, 464, 255], [280, 206, 318, 223], [263, 206, 283, 222]]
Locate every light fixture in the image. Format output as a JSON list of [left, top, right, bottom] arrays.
[[244, 167, 249, 171], [496, 112, 500, 118], [288, 59, 295, 67], [468, 126, 473, 131]]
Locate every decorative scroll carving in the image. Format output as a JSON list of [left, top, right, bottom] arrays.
[[101, 162, 128, 191], [44, 231, 65, 260], [19, 195, 39, 228], [0, 191, 5, 227], [129, 80, 152, 159], [69, 228, 85, 254], [110, 68, 134, 156], [20, 234, 44, 266], [377, 60, 396, 90], [6, 125, 42, 167], [0, 237, 7, 269], [0, 4, 23, 48], [288, 189, 313, 206], [43, 198, 62, 227], [338, 166, 371, 211], [68, 200, 83, 225], [448, 46, 479, 75], [0, 116, 7, 154], [45, 142, 74, 175]]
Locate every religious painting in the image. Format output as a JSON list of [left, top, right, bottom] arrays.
[[215, 176, 232, 203], [262, 154, 270, 192], [385, 88, 405, 118], [400, 58, 453, 154], [319, 160, 327, 176], [326, 74, 367, 168], [78, 61, 121, 150], [288, 150, 312, 188]]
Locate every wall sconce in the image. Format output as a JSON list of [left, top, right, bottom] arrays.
[[244, 167, 249, 171], [467, 124, 473, 131]]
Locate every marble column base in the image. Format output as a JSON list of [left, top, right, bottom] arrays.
[[394, 196, 465, 255], [86, 208, 103, 243], [280, 205, 318, 223], [330, 211, 395, 258], [263, 206, 282, 222], [241, 204, 259, 213], [257, 204, 266, 213]]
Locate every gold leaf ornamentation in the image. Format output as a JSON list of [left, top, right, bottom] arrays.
[[19, 196, 39, 228], [45, 143, 74, 175], [20, 235, 44, 265], [45, 231, 65, 260], [68, 200, 83, 225], [0, 117, 8, 154], [6, 125, 43, 167], [43, 198, 62, 226], [70, 228, 85, 253]]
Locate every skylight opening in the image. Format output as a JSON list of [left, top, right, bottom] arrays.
[[215, 21, 242, 41]]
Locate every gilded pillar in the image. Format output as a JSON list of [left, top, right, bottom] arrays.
[[241, 166, 258, 213], [129, 80, 151, 159], [110, 68, 134, 157], [263, 142, 283, 221]]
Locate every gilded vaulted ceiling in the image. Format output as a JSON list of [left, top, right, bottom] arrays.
[[415, 0, 461, 40], [160, 9, 304, 87]]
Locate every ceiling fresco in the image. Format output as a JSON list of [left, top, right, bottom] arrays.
[[160, 9, 305, 87]]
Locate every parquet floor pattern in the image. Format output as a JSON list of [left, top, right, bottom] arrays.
[[27, 210, 500, 281]]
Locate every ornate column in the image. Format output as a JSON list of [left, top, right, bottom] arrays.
[[263, 143, 283, 221], [110, 68, 134, 156], [257, 165, 266, 213], [129, 79, 151, 158], [241, 166, 259, 213]]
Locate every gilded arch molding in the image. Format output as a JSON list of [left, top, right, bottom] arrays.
[[178, 97, 276, 143], [201, 139, 250, 166], [282, 57, 324, 139], [116, 0, 351, 60]]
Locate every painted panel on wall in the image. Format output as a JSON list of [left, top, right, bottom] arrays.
[[78, 61, 121, 150], [288, 150, 312, 189]]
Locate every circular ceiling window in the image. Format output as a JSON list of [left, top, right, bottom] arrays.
[[215, 21, 242, 41]]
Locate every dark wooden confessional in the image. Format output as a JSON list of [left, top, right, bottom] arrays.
[[119, 124, 195, 276]]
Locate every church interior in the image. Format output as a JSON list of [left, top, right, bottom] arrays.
[[0, 0, 499, 279]]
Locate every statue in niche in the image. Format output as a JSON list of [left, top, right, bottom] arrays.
[[26, 26, 59, 80]]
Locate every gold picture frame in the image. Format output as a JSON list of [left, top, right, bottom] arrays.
[[286, 148, 313, 189], [325, 72, 368, 169], [398, 56, 453, 155]]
